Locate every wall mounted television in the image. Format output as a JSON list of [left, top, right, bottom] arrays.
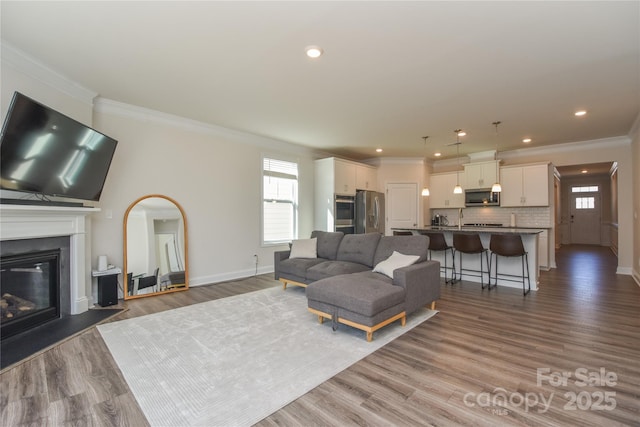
[[0, 92, 118, 203]]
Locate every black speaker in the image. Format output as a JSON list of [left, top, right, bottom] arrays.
[[97, 274, 118, 307]]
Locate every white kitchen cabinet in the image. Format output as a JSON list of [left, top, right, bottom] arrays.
[[316, 158, 356, 195], [464, 161, 499, 189], [429, 172, 465, 209], [500, 163, 550, 207], [356, 164, 377, 191]]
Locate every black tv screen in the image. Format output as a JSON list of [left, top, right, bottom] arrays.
[[1, 92, 118, 202]]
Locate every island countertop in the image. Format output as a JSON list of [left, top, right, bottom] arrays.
[[393, 226, 545, 235]]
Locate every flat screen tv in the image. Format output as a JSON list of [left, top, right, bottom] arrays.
[[1, 92, 118, 202]]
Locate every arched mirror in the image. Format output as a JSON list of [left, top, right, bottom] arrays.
[[124, 194, 188, 299]]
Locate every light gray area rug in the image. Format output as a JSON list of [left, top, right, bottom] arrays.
[[98, 286, 437, 427]]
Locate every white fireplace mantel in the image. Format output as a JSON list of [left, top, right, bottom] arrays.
[[0, 204, 100, 314]]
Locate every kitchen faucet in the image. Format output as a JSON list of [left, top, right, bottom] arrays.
[[458, 208, 463, 229]]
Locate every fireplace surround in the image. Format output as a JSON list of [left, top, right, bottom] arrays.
[[0, 204, 99, 319]]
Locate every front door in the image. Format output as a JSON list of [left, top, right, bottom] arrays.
[[570, 192, 601, 245], [385, 182, 418, 235]]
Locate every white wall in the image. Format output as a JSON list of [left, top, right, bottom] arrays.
[[91, 100, 318, 286]]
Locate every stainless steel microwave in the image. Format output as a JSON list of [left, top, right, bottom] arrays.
[[465, 188, 500, 207]]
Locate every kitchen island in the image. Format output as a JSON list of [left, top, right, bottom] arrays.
[[393, 226, 544, 291]]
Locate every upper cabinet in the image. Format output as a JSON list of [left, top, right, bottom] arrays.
[[500, 163, 550, 207], [429, 172, 465, 209], [355, 164, 378, 191], [315, 157, 377, 196], [464, 161, 499, 189]]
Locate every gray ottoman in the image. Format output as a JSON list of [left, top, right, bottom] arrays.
[[306, 274, 407, 341]]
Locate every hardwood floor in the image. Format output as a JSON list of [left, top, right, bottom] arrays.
[[1, 245, 638, 426]]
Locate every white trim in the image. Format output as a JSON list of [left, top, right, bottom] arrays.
[[94, 97, 319, 156], [189, 266, 274, 287], [616, 266, 633, 275], [0, 205, 100, 314], [1, 41, 97, 105], [497, 136, 630, 161]]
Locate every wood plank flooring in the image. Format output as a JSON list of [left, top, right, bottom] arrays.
[[1, 245, 638, 426]]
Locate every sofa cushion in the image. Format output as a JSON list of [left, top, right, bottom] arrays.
[[278, 257, 326, 280], [373, 235, 429, 266], [373, 251, 420, 278], [306, 260, 371, 282], [351, 270, 394, 285], [336, 233, 381, 267], [306, 275, 405, 317], [289, 238, 317, 259], [310, 230, 344, 260]]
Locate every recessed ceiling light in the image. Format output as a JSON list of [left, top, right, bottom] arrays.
[[581, 169, 588, 174], [575, 110, 587, 116], [376, 148, 383, 153], [523, 138, 532, 143], [305, 46, 323, 58], [434, 152, 442, 157]]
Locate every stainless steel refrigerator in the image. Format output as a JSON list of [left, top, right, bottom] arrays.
[[355, 190, 385, 234]]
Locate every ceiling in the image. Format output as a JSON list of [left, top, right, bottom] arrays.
[[1, 1, 638, 162]]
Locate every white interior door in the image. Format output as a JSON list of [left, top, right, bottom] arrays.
[[385, 183, 418, 235], [570, 193, 601, 244]]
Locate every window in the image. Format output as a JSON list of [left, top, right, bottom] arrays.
[[571, 185, 598, 193], [575, 197, 595, 209], [262, 157, 298, 244]]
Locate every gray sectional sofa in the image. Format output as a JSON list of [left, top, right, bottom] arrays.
[[274, 231, 441, 341]]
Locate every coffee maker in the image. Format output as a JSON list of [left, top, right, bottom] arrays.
[[432, 214, 448, 226]]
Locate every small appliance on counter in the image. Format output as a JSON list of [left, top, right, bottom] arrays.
[[431, 214, 448, 226]]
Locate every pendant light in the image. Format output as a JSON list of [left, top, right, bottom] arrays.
[[491, 121, 502, 193], [421, 136, 430, 196], [453, 129, 463, 194]]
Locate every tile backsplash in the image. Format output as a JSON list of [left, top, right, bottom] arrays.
[[430, 206, 552, 228]]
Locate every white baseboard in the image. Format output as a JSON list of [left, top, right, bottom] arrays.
[[189, 266, 275, 287], [616, 266, 632, 275]]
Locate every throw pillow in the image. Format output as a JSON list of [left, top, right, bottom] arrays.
[[373, 250, 420, 278], [289, 237, 318, 259]]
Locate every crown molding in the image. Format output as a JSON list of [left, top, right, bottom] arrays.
[[1, 40, 97, 105], [497, 136, 630, 160], [373, 157, 424, 166], [94, 97, 319, 157]]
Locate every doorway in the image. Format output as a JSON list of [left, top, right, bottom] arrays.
[[570, 192, 601, 245], [385, 182, 418, 235]]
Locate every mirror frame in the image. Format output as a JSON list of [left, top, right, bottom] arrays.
[[123, 194, 189, 299]]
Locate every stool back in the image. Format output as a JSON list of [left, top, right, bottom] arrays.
[[453, 233, 485, 253], [426, 232, 449, 251], [490, 234, 525, 257]]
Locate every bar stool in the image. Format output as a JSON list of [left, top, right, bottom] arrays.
[[489, 234, 531, 295], [453, 233, 490, 289], [423, 232, 455, 284]]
